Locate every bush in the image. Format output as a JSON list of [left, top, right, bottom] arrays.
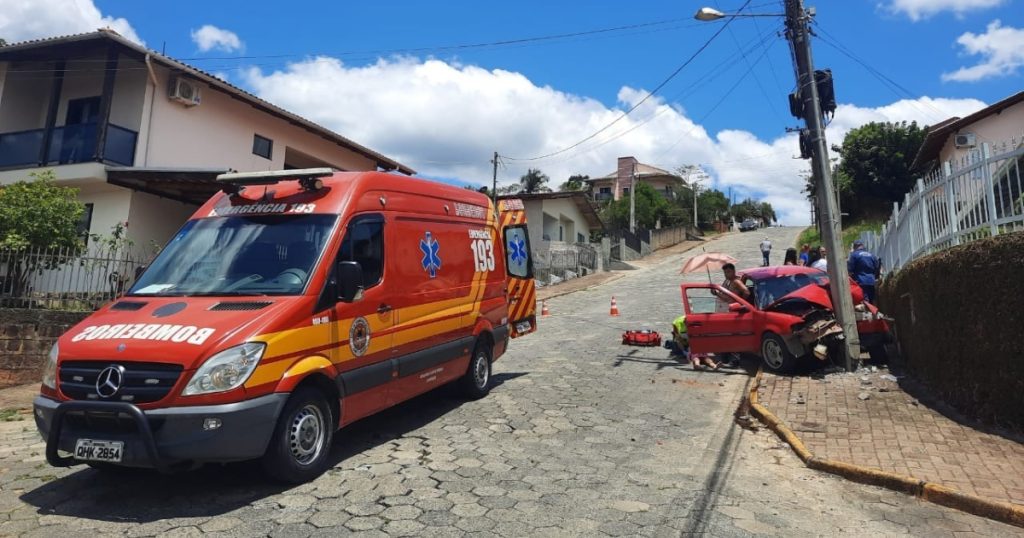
[[877, 231, 1024, 428]]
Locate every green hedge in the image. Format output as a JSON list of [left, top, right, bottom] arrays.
[[878, 231, 1024, 428]]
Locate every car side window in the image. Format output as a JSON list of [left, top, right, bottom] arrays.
[[338, 216, 384, 289], [686, 288, 732, 314]]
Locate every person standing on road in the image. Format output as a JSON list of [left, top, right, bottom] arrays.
[[811, 246, 828, 271], [784, 248, 799, 265], [799, 244, 811, 266], [847, 240, 881, 303], [759, 237, 772, 267]]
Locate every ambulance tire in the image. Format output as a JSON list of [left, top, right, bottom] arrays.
[[261, 387, 335, 484], [460, 342, 492, 400]]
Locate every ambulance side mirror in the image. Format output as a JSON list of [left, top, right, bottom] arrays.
[[337, 261, 365, 303]]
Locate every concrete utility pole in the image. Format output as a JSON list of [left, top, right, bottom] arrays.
[[784, 0, 860, 370], [491, 151, 499, 206], [629, 162, 637, 233]]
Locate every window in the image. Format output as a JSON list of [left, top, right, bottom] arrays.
[[599, 187, 611, 194], [77, 203, 94, 241], [577, 232, 586, 243], [685, 288, 732, 314], [504, 225, 532, 279], [338, 217, 384, 288], [252, 134, 273, 159], [622, 187, 630, 196]]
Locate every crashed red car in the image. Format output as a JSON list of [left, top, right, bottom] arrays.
[[680, 266, 892, 372]]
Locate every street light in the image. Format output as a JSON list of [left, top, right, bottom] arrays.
[[692, 7, 785, 20], [694, 7, 725, 21]]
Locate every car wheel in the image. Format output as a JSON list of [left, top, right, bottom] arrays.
[[761, 332, 797, 373], [261, 387, 334, 484], [460, 341, 492, 400]]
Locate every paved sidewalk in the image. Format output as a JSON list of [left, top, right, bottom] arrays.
[[758, 368, 1024, 508]]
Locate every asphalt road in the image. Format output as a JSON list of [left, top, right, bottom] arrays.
[[0, 227, 1016, 536]]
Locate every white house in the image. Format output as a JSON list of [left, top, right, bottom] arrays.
[[498, 191, 603, 251], [912, 90, 1024, 172], [0, 29, 413, 250]]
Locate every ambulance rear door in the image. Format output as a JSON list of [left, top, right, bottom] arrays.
[[498, 198, 536, 337]]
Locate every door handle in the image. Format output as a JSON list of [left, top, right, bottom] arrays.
[[377, 303, 392, 314]]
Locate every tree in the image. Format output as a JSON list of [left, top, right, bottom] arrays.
[[0, 170, 84, 252], [603, 182, 673, 230], [0, 38, 7, 47], [559, 174, 589, 192], [831, 121, 927, 220], [0, 170, 86, 301], [519, 168, 550, 194]]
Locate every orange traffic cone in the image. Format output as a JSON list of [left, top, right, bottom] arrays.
[[609, 296, 620, 316], [541, 300, 550, 317]]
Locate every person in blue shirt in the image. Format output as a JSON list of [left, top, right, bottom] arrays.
[[798, 244, 810, 266], [847, 240, 881, 303]]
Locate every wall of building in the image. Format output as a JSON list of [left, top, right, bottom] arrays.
[[938, 102, 1024, 166], [126, 190, 198, 250], [0, 61, 51, 131], [0, 308, 89, 387], [141, 66, 378, 173]]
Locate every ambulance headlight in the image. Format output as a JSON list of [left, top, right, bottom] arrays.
[[42, 343, 59, 389], [183, 343, 265, 396]]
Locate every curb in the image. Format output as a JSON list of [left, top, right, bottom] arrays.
[[537, 272, 626, 302], [747, 368, 1024, 529]]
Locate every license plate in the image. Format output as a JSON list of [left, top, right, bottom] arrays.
[[515, 321, 532, 333], [74, 439, 124, 463]]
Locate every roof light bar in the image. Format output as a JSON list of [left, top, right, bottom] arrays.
[[216, 168, 334, 191]]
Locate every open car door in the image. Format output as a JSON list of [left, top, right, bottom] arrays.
[[680, 283, 759, 354], [498, 198, 536, 337]]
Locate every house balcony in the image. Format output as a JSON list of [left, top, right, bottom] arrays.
[[0, 122, 137, 170]]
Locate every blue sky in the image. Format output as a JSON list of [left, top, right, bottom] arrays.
[[3, 0, 1022, 223]]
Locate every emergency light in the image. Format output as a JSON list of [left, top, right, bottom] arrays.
[[216, 167, 334, 193]]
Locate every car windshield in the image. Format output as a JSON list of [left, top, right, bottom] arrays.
[[129, 214, 336, 297], [751, 273, 829, 309]]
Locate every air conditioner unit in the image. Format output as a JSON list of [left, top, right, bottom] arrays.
[[168, 77, 201, 106], [954, 132, 976, 148]]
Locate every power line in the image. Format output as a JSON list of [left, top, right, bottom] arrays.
[[651, 30, 781, 165], [714, 0, 785, 123], [811, 22, 952, 123], [502, 0, 754, 162], [508, 25, 782, 169]]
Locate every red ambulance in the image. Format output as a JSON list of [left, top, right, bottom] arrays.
[[33, 168, 536, 482]]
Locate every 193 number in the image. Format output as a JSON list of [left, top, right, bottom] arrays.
[[471, 239, 495, 272]]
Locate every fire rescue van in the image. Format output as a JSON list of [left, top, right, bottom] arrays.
[[33, 169, 536, 483]]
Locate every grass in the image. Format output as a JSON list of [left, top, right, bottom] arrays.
[[796, 220, 884, 251], [0, 408, 25, 422]]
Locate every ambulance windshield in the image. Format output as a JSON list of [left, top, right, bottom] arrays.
[[129, 214, 336, 297]]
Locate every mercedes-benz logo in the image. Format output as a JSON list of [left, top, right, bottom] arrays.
[[95, 365, 125, 398]]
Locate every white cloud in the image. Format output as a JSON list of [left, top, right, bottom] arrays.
[[190, 24, 243, 53], [243, 56, 985, 225], [881, 0, 1006, 21], [941, 20, 1024, 82], [0, 0, 141, 44]]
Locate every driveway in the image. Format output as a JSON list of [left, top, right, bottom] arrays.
[[0, 227, 1015, 536]]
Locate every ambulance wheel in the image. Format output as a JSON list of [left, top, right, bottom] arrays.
[[261, 387, 334, 484], [761, 333, 796, 373], [460, 342, 492, 400]]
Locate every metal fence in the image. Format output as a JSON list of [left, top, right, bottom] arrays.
[[534, 243, 600, 284], [0, 245, 150, 310], [861, 139, 1024, 273]]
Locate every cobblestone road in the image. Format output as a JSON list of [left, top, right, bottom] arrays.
[[0, 228, 1017, 536]]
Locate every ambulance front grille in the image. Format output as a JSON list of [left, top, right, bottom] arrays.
[[58, 361, 184, 404]]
